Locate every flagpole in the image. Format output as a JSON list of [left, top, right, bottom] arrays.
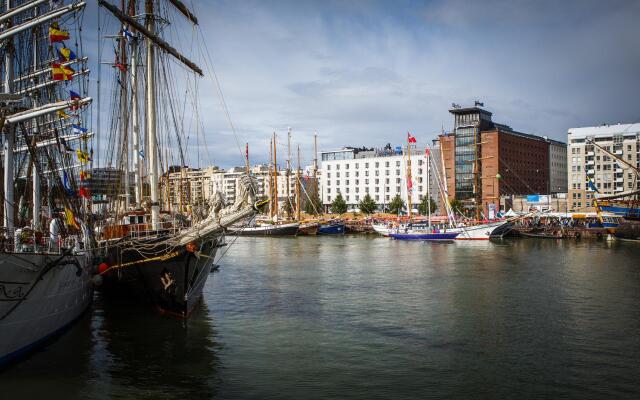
[[407, 133, 412, 220]]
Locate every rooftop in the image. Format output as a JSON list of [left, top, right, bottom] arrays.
[[568, 123, 640, 139]]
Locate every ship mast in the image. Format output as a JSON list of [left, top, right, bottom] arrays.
[[31, 3, 40, 230], [272, 131, 279, 220], [296, 144, 301, 221], [286, 127, 291, 216], [3, 0, 15, 234], [427, 148, 431, 230], [129, 0, 142, 207], [145, 0, 159, 229], [407, 135, 412, 219], [120, 0, 130, 211]]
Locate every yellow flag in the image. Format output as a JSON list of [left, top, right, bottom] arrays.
[[65, 207, 79, 229], [57, 109, 69, 119]]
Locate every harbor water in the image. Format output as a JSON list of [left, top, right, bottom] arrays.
[[1, 236, 640, 399]]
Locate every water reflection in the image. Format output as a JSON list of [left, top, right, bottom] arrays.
[[83, 294, 221, 399]]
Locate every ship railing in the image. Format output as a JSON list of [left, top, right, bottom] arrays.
[[0, 229, 88, 255], [127, 220, 188, 239]]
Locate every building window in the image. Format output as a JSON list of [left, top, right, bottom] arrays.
[[396, 178, 401, 184], [327, 188, 331, 194], [346, 172, 349, 177], [336, 164, 340, 170], [356, 195, 359, 201], [336, 172, 340, 178], [346, 164, 349, 169], [396, 161, 400, 167], [375, 179, 379, 184], [356, 163, 359, 169], [356, 187, 360, 193], [396, 169, 400, 175], [327, 173, 331, 179], [327, 165, 331, 170], [355, 171, 359, 177], [385, 161, 390, 167], [366, 163, 369, 168], [355, 179, 359, 185], [365, 171, 369, 177], [396, 186, 400, 192], [365, 179, 369, 184]]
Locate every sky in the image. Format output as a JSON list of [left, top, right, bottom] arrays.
[[86, 0, 640, 169]]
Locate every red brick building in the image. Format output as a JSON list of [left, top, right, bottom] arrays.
[[438, 106, 558, 217]]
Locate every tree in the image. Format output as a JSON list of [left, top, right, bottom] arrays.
[[304, 191, 322, 216], [330, 193, 348, 214], [358, 194, 377, 215], [418, 196, 437, 215], [282, 196, 294, 218], [449, 199, 463, 216], [388, 194, 405, 215]]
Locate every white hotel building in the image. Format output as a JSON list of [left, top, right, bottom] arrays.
[[567, 123, 640, 211], [319, 145, 442, 213]]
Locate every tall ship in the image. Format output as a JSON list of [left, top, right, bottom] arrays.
[[96, 0, 260, 317], [229, 131, 300, 236], [0, 0, 94, 365], [586, 139, 640, 241]]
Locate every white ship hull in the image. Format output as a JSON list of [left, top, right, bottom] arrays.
[[450, 221, 508, 240], [0, 251, 93, 366], [372, 224, 392, 236]]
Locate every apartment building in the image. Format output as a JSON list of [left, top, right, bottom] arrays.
[[567, 123, 640, 211]]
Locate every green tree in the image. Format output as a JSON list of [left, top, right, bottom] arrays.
[[358, 194, 377, 215], [304, 191, 322, 215], [282, 197, 295, 218], [388, 194, 405, 215], [418, 196, 437, 215], [449, 199, 463, 216], [330, 193, 348, 214]]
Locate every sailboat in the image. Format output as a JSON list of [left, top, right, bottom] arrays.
[[586, 139, 640, 241], [96, 0, 260, 317], [229, 131, 299, 236], [389, 135, 459, 241], [0, 0, 95, 365]]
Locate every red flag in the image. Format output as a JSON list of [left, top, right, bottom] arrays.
[[78, 186, 91, 199], [425, 148, 430, 156], [114, 63, 127, 73], [407, 133, 417, 143]]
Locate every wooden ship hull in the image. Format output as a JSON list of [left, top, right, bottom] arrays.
[[99, 234, 221, 317]]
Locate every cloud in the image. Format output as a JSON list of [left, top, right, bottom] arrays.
[[88, 0, 640, 168]]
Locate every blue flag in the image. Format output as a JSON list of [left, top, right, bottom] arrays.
[[63, 171, 75, 196]]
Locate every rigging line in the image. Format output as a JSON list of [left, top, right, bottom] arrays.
[[195, 26, 245, 164]]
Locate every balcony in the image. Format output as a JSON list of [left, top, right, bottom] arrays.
[[586, 169, 595, 175], [587, 151, 594, 156], [615, 186, 624, 192], [615, 168, 623, 173], [586, 160, 595, 166], [615, 178, 624, 182], [614, 149, 623, 155]]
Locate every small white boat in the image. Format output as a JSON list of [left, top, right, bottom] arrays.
[[372, 223, 392, 237], [450, 221, 510, 240]]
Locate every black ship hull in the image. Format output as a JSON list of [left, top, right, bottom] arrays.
[[228, 223, 299, 236], [100, 235, 222, 317]]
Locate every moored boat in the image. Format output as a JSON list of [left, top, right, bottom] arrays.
[[390, 231, 458, 241], [1, 0, 95, 365], [298, 221, 320, 235], [228, 221, 300, 236], [318, 221, 345, 235]]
